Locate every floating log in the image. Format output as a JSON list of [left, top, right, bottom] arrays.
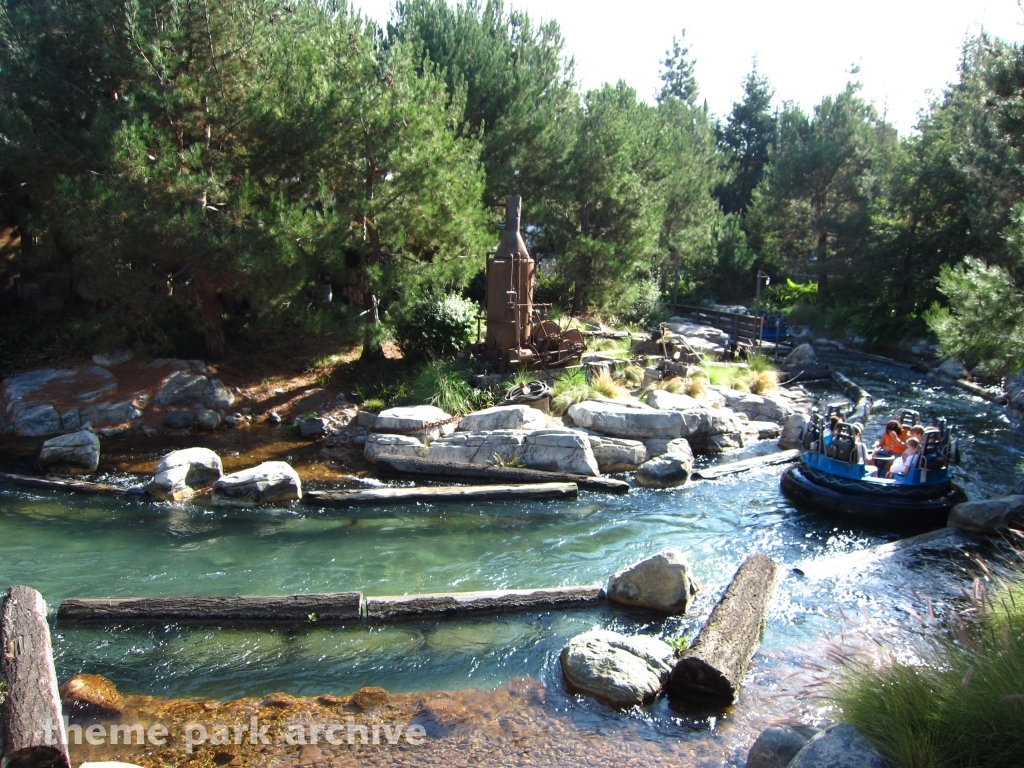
[[366, 586, 605, 621], [0, 472, 140, 498], [779, 364, 832, 384], [1, 586, 71, 768], [668, 553, 779, 707], [374, 456, 630, 494], [692, 449, 801, 481], [57, 592, 363, 626], [953, 378, 1008, 404], [304, 482, 578, 507], [830, 370, 873, 423], [792, 527, 968, 580]]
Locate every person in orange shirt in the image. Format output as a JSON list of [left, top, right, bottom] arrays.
[[878, 420, 907, 455]]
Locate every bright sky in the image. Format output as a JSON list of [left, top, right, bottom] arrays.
[[352, 0, 1024, 135]]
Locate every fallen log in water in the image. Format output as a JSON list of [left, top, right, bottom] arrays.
[[57, 592, 364, 626], [830, 370, 872, 423], [374, 456, 630, 494], [304, 482, 578, 507], [1, 586, 71, 768], [0, 471, 140, 497], [692, 449, 801, 481], [667, 553, 779, 707], [792, 527, 969, 580], [779, 364, 832, 384], [366, 586, 605, 621], [953, 378, 1008, 404]]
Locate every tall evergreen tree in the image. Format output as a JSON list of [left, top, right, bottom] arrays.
[[657, 30, 698, 107], [716, 65, 777, 214]]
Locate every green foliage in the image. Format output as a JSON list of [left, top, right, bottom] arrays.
[[832, 570, 1024, 768], [405, 360, 474, 416], [620, 273, 666, 326], [391, 291, 480, 361], [658, 30, 699, 107], [487, 453, 525, 468], [551, 366, 591, 415], [925, 257, 1024, 374], [360, 398, 386, 414], [716, 65, 777, 214], [764, 278, 819, 310]]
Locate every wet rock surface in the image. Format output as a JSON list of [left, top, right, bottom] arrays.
[[607, 549, 701, 613], [788, 723, 888, 768], [60, 673, 125, 720], [38, 430, 101, 474], [747, 725, 817, 768], [635, 447, 694, 488], [150, 447, 224, 501], [560, 629, 676, 707], [212, 461, 302, 506], [948, 495, 1024, 534]]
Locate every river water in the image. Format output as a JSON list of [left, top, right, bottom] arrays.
[[1, 354, 1022, 765]]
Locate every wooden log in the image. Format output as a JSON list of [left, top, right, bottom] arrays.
[[831, 370, 873, 423], [692, 449, 801, 480], [1, 586, 71, 768], [374, 456, 630, 494], [778, 364, 832, 384], [56, 592, 363, 626], [304, 482, 578, 507], [952, 378, 1008, 404], [0, 472, 140, 498], [366, 586, 605, 621], [668, 553, 779, 707]]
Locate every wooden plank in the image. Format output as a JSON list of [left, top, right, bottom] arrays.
[[0, 472, 138, 498], [366, 586, 605, 621], [374, 456, 630, 494], [692, 449, 801, 480], [1, 586, 71, 768], [792, 527, 966, 580], [668, 554, 779, 707], [56, 592, 364, 626], [304, 483, 578, 507]]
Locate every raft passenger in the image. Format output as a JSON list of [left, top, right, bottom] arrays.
[[888, 437, 921, 478]]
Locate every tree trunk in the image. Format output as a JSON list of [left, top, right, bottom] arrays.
[[196, 282, 225, 360], [305, 483, 578, 507], [1, 586, 71, 768]]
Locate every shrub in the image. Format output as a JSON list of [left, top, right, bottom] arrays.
[[589, 367, 628, 399], [405, 360, 474, 416], [786, 302, 826, 329], [551, 367, 591, 416], [621, 273, 666, 326], [391, 291, 479, 361]]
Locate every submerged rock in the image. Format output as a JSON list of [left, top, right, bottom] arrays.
[[38, 430, 101, 474], [788, 723, 888, 768], [747, 725, 816, 768], [60, 673, 124, 719], [151, 447, 224, 501], [607, 549, 700, 614], [560, 629, 676, 708], [635, 442, 694, 488], [212, 461, 302, 506], [949, 495, 1024, 534]]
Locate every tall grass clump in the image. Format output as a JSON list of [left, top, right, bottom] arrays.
[[406, 360, 474, 416], [551, 367, 591, 415], [831, 569, 1024, 768], [590, 367, 628, 399], [614, 364, 645, 388]]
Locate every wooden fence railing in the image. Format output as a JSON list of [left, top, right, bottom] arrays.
[[666, 305, 760, 344]]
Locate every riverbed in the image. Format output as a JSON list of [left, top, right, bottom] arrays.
[[1, 354, 1021, 766]]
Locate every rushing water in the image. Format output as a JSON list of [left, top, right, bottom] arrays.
[[1, 353, 1022, 762]]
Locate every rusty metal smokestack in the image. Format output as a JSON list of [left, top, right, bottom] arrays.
[[484, 196, 535, 370]]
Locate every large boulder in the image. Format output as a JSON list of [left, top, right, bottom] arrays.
[[15, 403, 62, 437], [374, 405, 456, 440], [457, 404, 546, 432], [568, 400, 683, 439], [79, 399, 143, 429], [363, 433, 425, 463], [38, 430, 101, 474], [948, 495, 1024, 534], [778, 412, 810, 450], [710, 386, 794, 423], [606, 549, 701, 614], [154, 370, 235, 409], [643, 437, 693, 459], [747, 725, 817, 768], [645, 390, 705, 412], [587, 435, 647, 472], [560, 629, 676, 708], [635, 446, 694, 488], [522, 429, 599, 476], [426, 430, 527, 466], [788, 723, 888, 768], [212, 461, 302, 506], [1007, 367, 1024, 410], [60, 674, 124, 719], [937, 358, 969, 380], [3, 368, 76, 402], [150, 447, 224, 501], [784, 344, 816, 367]]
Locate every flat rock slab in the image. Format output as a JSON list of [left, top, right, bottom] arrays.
[[568, 401, 684, 439], [57, 593, 363, 625], [374, 405, 455, 440], [212, 461, 302, 506], [366, 586, 604, 621], [38, 430, 101, 474], [363, 433, 424, 463], [560, 629, 676, 708], [691, 449, 800, 481], [457, 404, 546, 432]]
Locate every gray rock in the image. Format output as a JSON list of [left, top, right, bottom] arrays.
[[560, 629, 676, 708], [299, 416, 329, 437], [91, 349, 134, 367], [154, 371, 235, 409], [747, 725, 816, 768], [710, 387, 794, 423], [268, 411, 282, 425], [692, 430, 745, 454], [15, 404, 62, 437], [778, 413, 810, 450], [457, 404, 546, 432], [3, 368, 76, 401], [784, 344, 816, 367], [196, 409, 221, 431], [644, 437, 693, 459], [645, 389, 704, 411], [203, 378, 235, 409], [38, 430, 101, 474], [427, 430, 527, 466], [788, 723, 888, 768], [748, 420, 782, 439], [522, 428, 599, 476], [98, 427, 126, 437], [949, 495, 1024, 534], [164, 410, 194, 430], [635, 446, 694, 488], [588, 435, 647, 472], [78, 382, 119, 401], [568, 400, 684, 439], [607, 549, 700, 614], [79, 400, 143, 429], [374, 405, 455, 440], [363, 433, 425, 463], [212, 461, 302, 506], [937, 358, 969, 380], [150, 447, 224, 501], [356, 411, 377, 428], [1006, 368, 1024, 409], [60, 408, 81, 432], [188, 359, 209, 375]]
